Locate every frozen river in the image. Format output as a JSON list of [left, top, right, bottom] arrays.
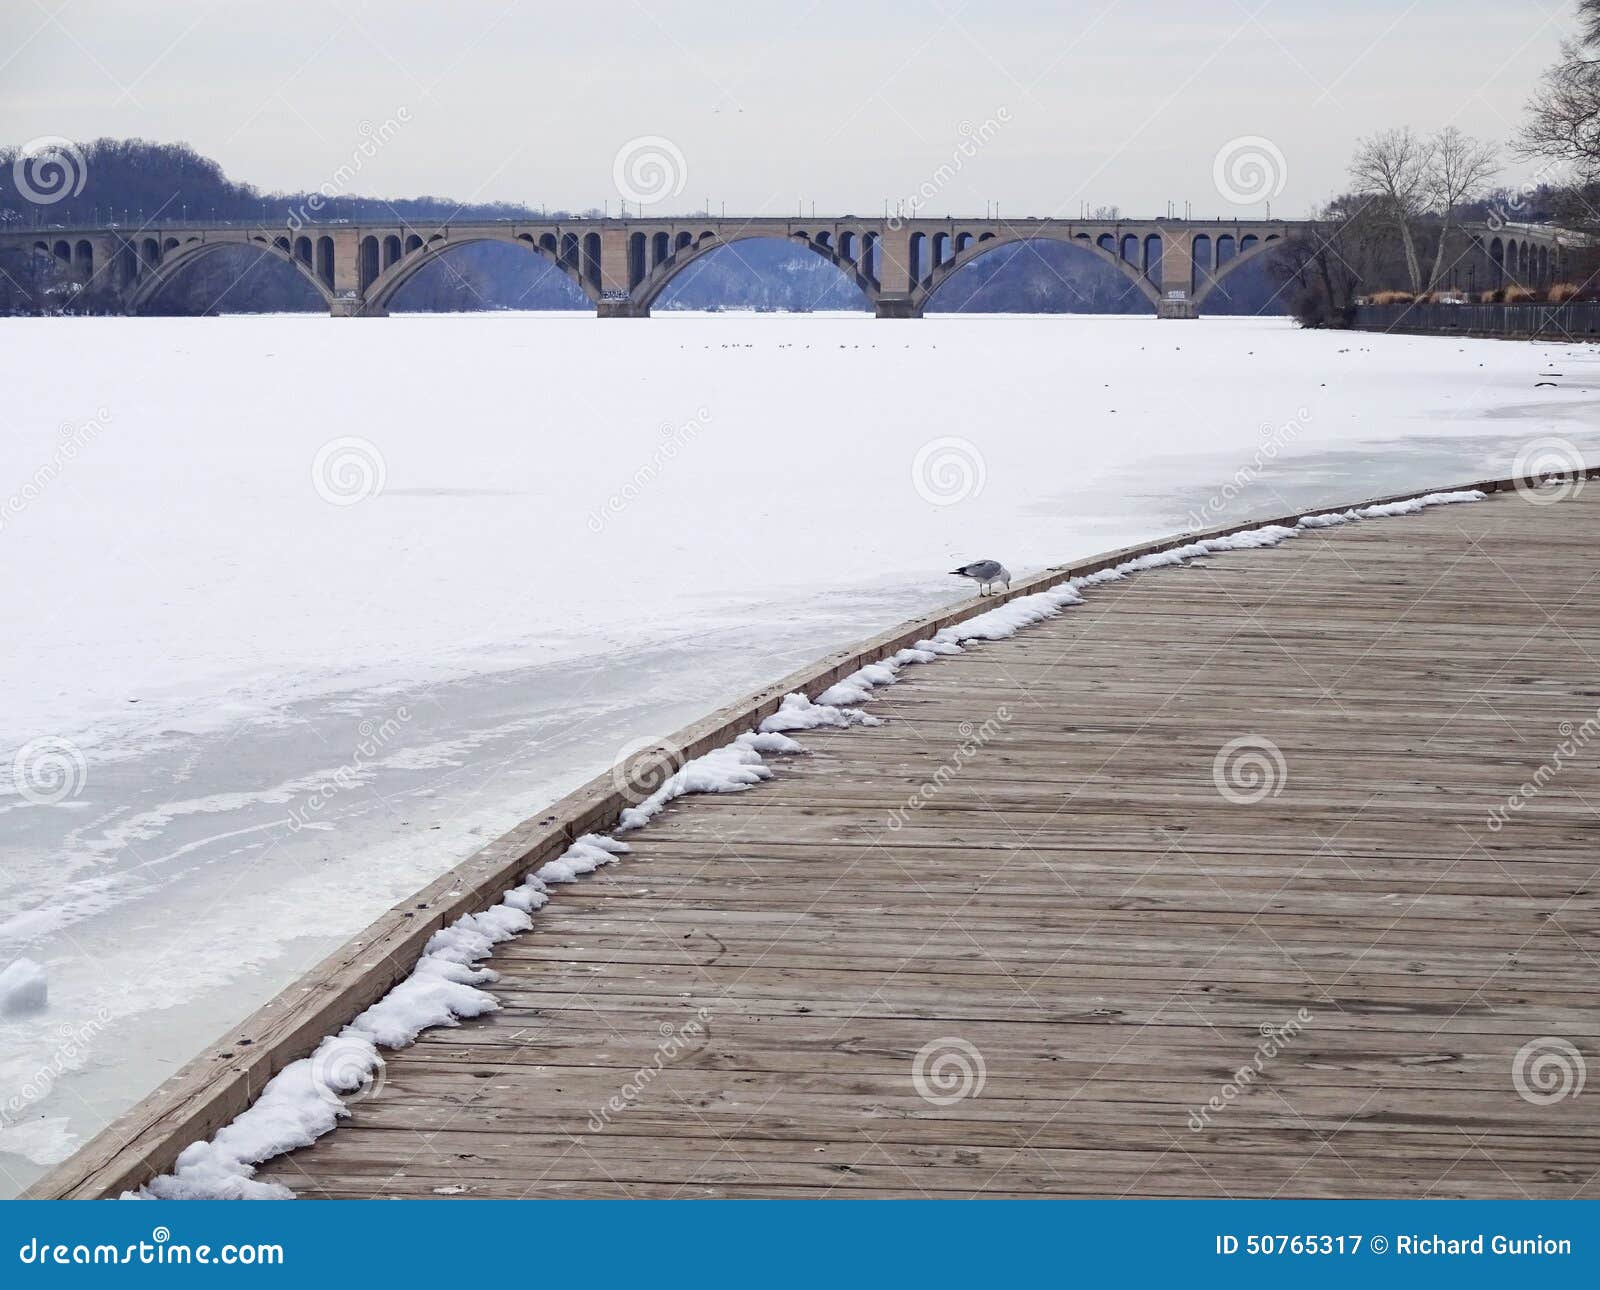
[[1, 310, 1596, 1194]]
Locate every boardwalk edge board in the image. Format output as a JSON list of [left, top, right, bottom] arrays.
[[27, 468, 1596, 1199]]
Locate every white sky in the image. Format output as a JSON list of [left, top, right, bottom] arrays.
[[0, 0, 1573, 219]]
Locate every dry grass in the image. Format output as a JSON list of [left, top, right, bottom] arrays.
[[1547, 282, 1580, 302], [1368, 290, 1415, 305], [1504, 285, 1536, 303]]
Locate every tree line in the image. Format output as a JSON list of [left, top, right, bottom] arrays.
[[1277, 0, 1600, 326]]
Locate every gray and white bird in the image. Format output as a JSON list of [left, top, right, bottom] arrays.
[[950, 559, 1011, 597]]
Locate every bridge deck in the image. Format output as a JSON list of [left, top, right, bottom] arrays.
[[258, 488, 1600, 1198]]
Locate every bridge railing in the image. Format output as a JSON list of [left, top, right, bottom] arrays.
[[1, 217, 555, 233], [2, 214, 1311, 236]]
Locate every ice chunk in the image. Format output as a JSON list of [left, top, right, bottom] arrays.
[[0, 958, 48, 1017]]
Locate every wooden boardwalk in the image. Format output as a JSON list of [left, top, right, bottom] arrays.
[[256, 487, 1600, 1199]]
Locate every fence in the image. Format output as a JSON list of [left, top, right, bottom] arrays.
[[1352, 301, 1600, 339]]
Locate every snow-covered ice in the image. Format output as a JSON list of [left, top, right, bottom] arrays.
[[3, 313, 1591, 758], [2, 310, 1596, 1195]]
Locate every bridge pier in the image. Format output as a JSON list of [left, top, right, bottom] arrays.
[[597, 299, 650, 318], [874, 298, 921, 319], [1156, 233, 1198, 318]]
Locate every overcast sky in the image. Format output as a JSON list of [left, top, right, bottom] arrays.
[[0, 0, 1573, 219]]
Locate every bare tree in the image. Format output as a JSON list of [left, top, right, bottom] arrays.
[[1422, 127, 1500, 292], [1272, 194, 1398, 326], [1518, 0, 1600, 180], [1350, 128, 1433, 291]]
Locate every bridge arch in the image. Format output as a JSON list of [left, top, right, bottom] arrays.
[[630, 230, 878, 313], [1187, 232, 1280, 309], [361, 231, 600, 314], [124, 237, 336, 314], [912, 229, 1163, 315]]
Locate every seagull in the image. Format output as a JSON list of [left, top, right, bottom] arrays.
[[950, 559, 1011, 597]]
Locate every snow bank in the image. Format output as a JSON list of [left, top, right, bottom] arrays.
[[132, 485, 1487, 1199], [534, 833, 628, 884], [1299, 489, 1486, 529], [616, 732, 802, 832], [760, 693, 881, 732], [816, 661, 900, 707], [0, 958, 47, 1016], [934, 583, 1087, 644], [1297, 509, 1360, 529]]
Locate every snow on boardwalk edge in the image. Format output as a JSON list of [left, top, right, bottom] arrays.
[[132, 487, 1486, 1199]]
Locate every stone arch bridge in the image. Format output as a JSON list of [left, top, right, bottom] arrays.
[[3, 216, 1568, 319]]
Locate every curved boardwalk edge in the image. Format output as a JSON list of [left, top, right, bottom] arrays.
[[27, 469, 1593, 1199]]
